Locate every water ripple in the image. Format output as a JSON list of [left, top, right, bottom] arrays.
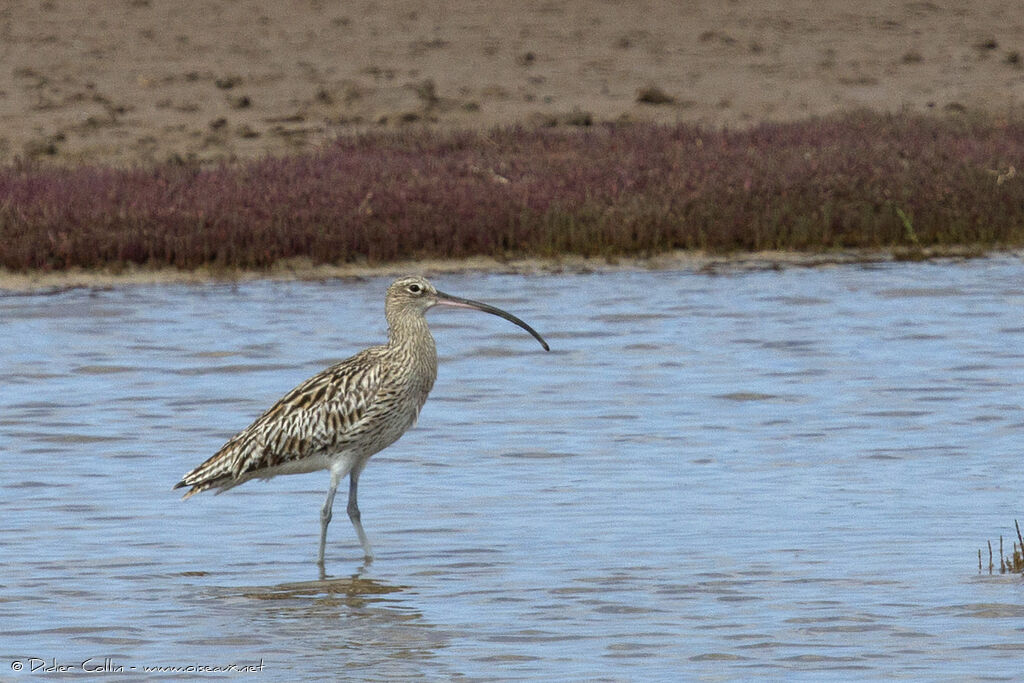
[[1, 261, 1023, 679]]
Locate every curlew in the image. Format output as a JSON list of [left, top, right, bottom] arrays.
[[175, 275, 549, 568]]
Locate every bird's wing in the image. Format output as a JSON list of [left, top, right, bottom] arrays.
[[176, 349, 385, 493]]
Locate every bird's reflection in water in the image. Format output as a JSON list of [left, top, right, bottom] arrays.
[[238, 571, 404, 604], [204, 571, 448, 674]]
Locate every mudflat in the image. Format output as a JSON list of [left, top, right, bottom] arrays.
[[3, 0, 1023, 168]]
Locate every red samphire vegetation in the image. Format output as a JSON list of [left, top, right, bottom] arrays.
[[1, 111, 1022, 271]]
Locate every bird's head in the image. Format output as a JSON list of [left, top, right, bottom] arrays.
[[386, 275, 439, 315], [385, 275, 549, 351]]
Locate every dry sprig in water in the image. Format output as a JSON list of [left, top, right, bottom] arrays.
[[978, 520, 1024, 574]]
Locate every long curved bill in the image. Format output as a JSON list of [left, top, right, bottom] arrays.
[[434, 290, 550, 351]]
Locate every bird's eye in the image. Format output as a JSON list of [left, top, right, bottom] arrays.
[[408, 284, 421, 293]]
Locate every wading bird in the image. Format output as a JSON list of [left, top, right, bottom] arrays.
[[175, 275, 549, 569]]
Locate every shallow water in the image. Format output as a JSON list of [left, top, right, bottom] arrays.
[[2, 260, 1023, 680]]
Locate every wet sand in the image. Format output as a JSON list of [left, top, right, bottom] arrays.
[[3, 0, 1023, 168], [1, 246, 1009, 292]]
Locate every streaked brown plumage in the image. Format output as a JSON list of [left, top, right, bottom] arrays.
[[175, 275, 549, 569]]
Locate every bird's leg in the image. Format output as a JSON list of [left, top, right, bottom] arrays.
[[347, 462, 374, 561], [318, 467, 344, 569]]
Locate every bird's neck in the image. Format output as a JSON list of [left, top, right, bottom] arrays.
[[386, 311, 437, 356], [386, 311, 438, 394]]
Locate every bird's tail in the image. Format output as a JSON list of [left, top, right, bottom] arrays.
[[174, 446, 244, 499]]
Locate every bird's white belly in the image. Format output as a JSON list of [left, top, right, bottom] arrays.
[[252, 451, 355, 481]]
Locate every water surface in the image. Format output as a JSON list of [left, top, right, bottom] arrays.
[[2, 260, 1023, 679]]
